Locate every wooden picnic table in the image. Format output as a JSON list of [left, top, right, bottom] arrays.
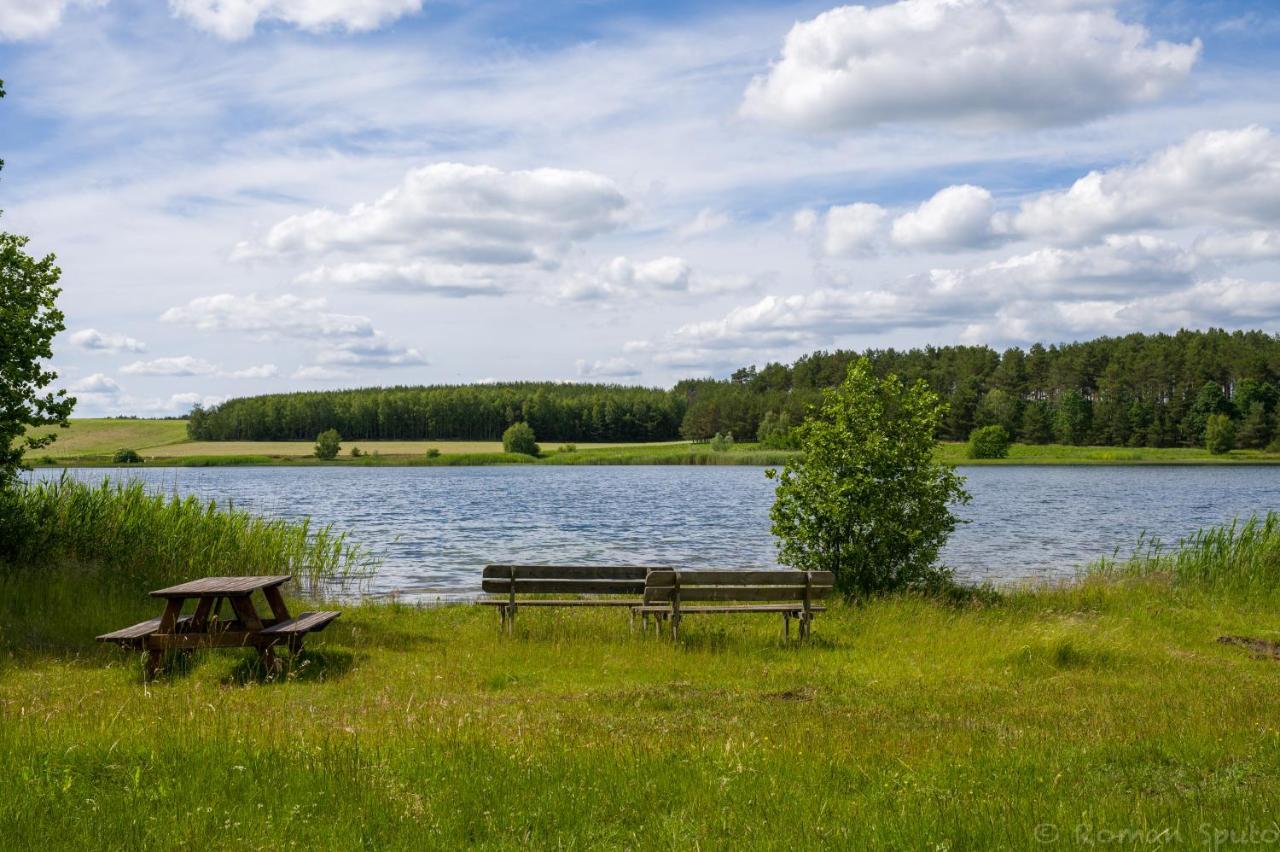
[[97, 575, 340, 679]]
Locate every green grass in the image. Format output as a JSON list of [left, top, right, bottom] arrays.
[[28, 419, 1280, 468]]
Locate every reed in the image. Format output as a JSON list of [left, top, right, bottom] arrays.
[[1088, 511, 1280, 598], [2, 477, 375, 588]]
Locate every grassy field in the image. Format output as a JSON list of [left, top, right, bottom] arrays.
[[27, 418, 1280, 466], [3, 569, 1280, 848]]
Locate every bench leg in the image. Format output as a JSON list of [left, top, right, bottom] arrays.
[[144, 649, 164, 681], [783, 612, 790, 641]]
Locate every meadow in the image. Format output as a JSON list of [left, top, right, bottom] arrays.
[[28, 418, 1280, 467], [3, 479, 1280, 848]]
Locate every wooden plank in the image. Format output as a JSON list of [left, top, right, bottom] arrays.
[[230, 595, 264, 632], [482, 565, 660, 580], [157, 598, 184, 634], [481, 579, 646, 594], [633, 604, 829, 614], [477, 599, 638, 607], [645, 586, 834, 603], [262, 585, 292, 623], [96, 615, 193, 642], [150, 575, 292, 598], [646, 569, 834, 587], [260, 611, 341, 636]]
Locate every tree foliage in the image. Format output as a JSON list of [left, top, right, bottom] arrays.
[[767, 359, 969, 598], [314, 429, 342, 460], [502, 421, 539, 456], [1205, 414, 1236, 455], [967, 425, 1011, 459]]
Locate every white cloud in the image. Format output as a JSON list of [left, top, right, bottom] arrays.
[[295, 261, 507, 296], [891, 185, 998, 251], [741, 0, 1200, 130], [0, 0, 103, 41], [314, 336, 426, 368], [70, 373, 122, 395], [69, 328, 147, 354], [823, 203, 887, 256], [678, 208, 730, 239], [292, 366, 352, 381], [169, 0, 422, 40], [1008, 126, 1280, 244], [238, 163, 630, 271], [161, 293, 376, 340], [160, 392, 225, 413], [575, 357, 641, 379], [558, 256, 693, 301], [792, 209, 819, 235], [121, 355, 218, 376], [1193, 230, 1280, 262], [225, 364, 279, 379]]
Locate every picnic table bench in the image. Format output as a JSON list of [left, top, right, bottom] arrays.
[[96, 575, 341, 678], [634, 569, 834, 640], [479, 564, 667, 633]]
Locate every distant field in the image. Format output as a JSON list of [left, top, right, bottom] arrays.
[[26, 418, 189, 458], [151, 439, 688, 458]]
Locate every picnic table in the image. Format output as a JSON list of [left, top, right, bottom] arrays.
[[96, 575, 341, 678]]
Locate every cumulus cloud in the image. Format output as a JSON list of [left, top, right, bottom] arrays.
[[225, 364, 279, 379], [162, 293, 423, 371], [559, 256, 693, 301], [70, 373, 122, 395], [678, 208, 731, 239], [823, 203, 888, 256], [891, 185, 999, 251], [69, 328, 146, 354], [121, 355, 218, 376], [238, 164, 630, 274], [575, 357, 641, 379], [1194, 231, 1280, 262], [1008, 126, 1280, 244], [169, 0, 422, 40], [741, 0, 1200, 130], [0, 0, 103, 41], [292, 366, 352, 381], [296, 261, 507, 297], [161, 293, 376, 339]]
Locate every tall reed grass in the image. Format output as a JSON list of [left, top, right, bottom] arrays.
[[1, 477, 375, 589], [1088, 511, 1280, 597]]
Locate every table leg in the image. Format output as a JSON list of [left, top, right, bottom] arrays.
[[263, 585, 292, 624]]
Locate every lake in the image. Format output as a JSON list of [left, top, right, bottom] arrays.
[[34, 465, 1280, 599]]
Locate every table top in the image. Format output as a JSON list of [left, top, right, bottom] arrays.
[[150, 575, 292, 598]]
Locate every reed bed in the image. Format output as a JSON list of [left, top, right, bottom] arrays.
[[2, 477, 375, 589], [1088, 511, 1280, 598]]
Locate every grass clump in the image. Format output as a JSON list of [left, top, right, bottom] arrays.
[[0, 476, 374, 588]]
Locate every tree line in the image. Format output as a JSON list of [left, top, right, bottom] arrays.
[[190, 329, 1280, 448]]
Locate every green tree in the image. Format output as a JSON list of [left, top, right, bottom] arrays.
[[1019, 400, 1054, 444], [1, 80, 75, 490], [756, 410, 799, 449], [967, 425, 1011, 459], [1054, 391, 1092, 445], [767, 359, 969, 598], [974, 388, 1020, 438], [1236, 402, 1274, 450], [1205, 414, 1236, 455], [1184, 382, 1232, 446], [502, 421, 539, 456], [314, 429, 342, 460]]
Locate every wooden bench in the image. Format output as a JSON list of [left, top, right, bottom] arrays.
[[96, 575, 341, 678], [633, 569, 834, 640], [478, 564, 666, 633]]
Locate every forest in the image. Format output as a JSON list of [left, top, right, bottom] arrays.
[[190, 329, 1280, 448]]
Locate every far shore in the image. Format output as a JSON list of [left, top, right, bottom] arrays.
[[24, 418, 1280, 468]]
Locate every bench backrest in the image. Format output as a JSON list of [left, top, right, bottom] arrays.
[[482, 564, 662, 596], [643, 569, 835, 605]]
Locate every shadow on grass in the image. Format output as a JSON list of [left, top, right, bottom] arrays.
[[222, 647, 357, 686]]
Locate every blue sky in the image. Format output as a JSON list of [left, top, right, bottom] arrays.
[[2, 0, 1279, 415]]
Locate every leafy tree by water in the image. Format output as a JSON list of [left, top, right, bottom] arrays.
[[112, 449, 142, 464], [767, 358, 969, 598], [967, 425, 1011, 459], [502, 421, 539, 456], [708, 431, 734, 452], [1205, 414, 1236, 455], [757, 410, 799, 449], [1236, 402, 1274, 450], [314, 429, 342, 460], [1184, 382, 1233, 446]]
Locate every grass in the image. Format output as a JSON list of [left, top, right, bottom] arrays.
[[3, 482, 1280, 846], [28, 419, 1280, 467]]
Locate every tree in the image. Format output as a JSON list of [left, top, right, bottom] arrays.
[[767, 358, 970, 598], [1236, 402, 1274, 450], [1019, 400, 1054, 445], [967, 425, 1011, 459], [974, 388, 1020, 438], [1054, 391, 1092, 445], [1, 79, 75, 490], [1205, 414, 1236, 455], [1184, 382, 1232, 446], [502, 421, 539, 456], [314, 429, 342, 459]]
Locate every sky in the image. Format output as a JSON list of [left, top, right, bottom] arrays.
[[1, 0, 1279, 416]]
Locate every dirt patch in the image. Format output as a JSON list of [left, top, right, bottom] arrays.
[[1217, 636, 1280, 660], [765, 686, 818, 702]]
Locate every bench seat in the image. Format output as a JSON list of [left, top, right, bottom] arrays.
[[633, 604, 829, 614], [259, 611, 342, 636], [96, 615, 193, 646], [478, 599, 638, 607]]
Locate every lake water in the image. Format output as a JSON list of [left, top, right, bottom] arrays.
[[33, 465, 1280, 599]]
